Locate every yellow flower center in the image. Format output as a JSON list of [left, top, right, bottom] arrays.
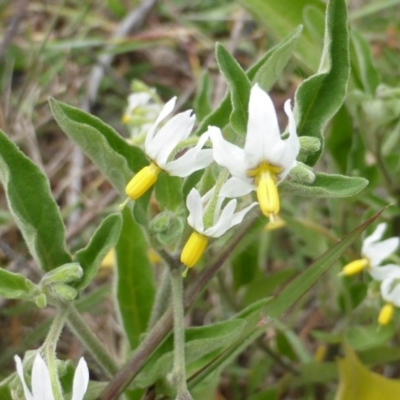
[[378, 303, 394, 326], [180, 231, 208, 270], [247, 162, 283, 220], [125, 162, 161, 200], [122, 114, 130, 124], [340, 258, 369, 277]]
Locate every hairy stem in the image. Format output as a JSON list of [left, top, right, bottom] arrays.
[[66, 305, 119, 378]]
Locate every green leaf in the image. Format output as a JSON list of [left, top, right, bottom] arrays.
[[115, 207, 155, 349], [134, 319, 247, 388], [154, 173, 183, 212], [195, 27, 303, 135], [295, 0, 350, 166], [350, 29, 380, 94], [303, 6, 325, 47], [263, 212, 382, 319], [280, 173, 368, 198], [253, 25, 303, 92], [0, 269, 36, 299], [75, 213, 122, 290], [0, 129, 71, 271], [238, 0, 323, 71], [215, 43, 251, 135], [49, 98, 148, 196], [194, 72, 212, 121], [345, 325, 394, 351]]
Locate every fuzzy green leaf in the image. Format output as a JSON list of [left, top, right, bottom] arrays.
[[154, 173, 183, 212], [75, 213, 122, 290], [350, 29, 380, 95], [215, 43, 251, 135], [0, 269, 36, 299], [280, 172, 368, 198], [49, 98, 148, 196], [195, 27, 303, 135], [253, 25, 303, 91], [115, 207, 155, 349], [295, 0, 350, 165], [0, 129, 71, 271], [194, 72, 213, 121]]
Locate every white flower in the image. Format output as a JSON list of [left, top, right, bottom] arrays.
[[123, 92, 163, 139], [209, 83, 299, 220], [180, 187, 257, 269], [14, 354, 89, 400], [341, 223, 400, 278], [378, 275, 400, 325], [125, 97, 213, 200]]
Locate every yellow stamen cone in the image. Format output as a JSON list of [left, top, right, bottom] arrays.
[[340, 258, 369, 277], [378, 303, 394, 326], [257, 176, 280, 220], [180, 231, 208, 269], [122, 114, 130, 124], [125, 162, 160, 200]]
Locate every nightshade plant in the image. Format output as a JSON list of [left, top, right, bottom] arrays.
[[2, 0, 400, 399]]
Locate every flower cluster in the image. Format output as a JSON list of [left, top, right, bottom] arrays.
[[124, 84, 300, 271], [14, 353, 89, 400], [341, 223, 400, 325]]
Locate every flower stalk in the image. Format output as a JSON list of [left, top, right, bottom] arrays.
[[169, 267, 193, 400]]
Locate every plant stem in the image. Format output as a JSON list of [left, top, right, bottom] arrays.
[[147, 267, 171, 330], [41, 305, 69, 400], [169, 268, 192, 400], [99, 215, 259, 400], [66, 304, 119, 378]]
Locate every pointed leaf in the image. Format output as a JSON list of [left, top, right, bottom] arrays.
[[49, 98, 148, 196], [215, 43, 251, 135], [280, 173, 368, 198], [0, 129, 71, 271], [195, 27, 301, 135], [75, 213, 122, 290], [115, 207, 155, 349], [0, 269, 36, 299], [295, 0, 350, 165]]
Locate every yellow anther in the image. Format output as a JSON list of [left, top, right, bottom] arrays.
[[180, 231, 208, 269], [122, 114, 130, 124], [378, 303, 394, 326], [148, 248, 161, 264], [125, 162, 160, 200], [340, 258, 369, 277], [257, 175, 280, 220]]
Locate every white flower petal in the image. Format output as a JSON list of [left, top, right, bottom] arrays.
[[230, 202, 258, 227], [165, 132, 213, 176], [71, 358, 89, 400], [362, 223, 387, 250], [219, 177, 254, 198], [205, 199, 237, 238], [365, 237, 399, 267], [31, 354, 54, 400], [370, 264, 400, 281], [127, 93, 152, 113], [146, 110, 195, 167], [381, 277, 400, 306], [209, 126, 248, 178], [276, 100, 300, 180], [186, 188, 204, 233], [14, 355, 34, 400], [244, 84, 281, 167], [145, 97, 176, 150]]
